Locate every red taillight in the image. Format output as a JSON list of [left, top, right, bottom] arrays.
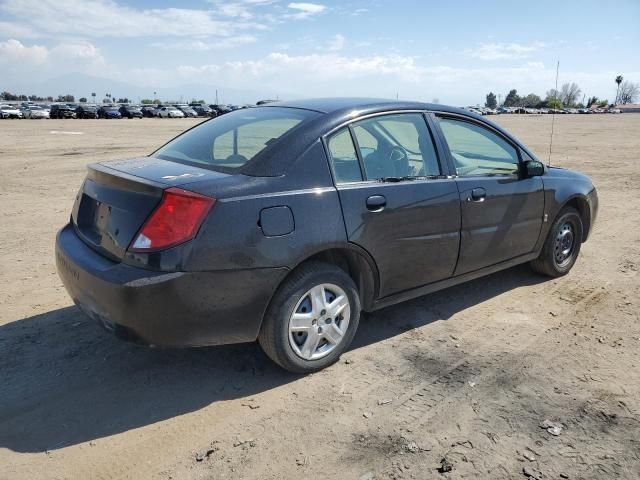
[[129, 187, 215, 252]]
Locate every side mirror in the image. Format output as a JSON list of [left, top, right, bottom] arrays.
[[524, 160, 545, 177]]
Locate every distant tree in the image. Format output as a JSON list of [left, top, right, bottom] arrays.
[[57, 94, 75, 102], [485, 92, 497, 109], [520, 93, 542, 108], [1, 91, 17, 100], [597, 99, 609, 107], [546, 97, 563, 109], [117, 97, 129, 103], [503, 89, 520, 107], [79, 97, 87, 103], [586, 96, 598, 108], [558, 83, 581, 107], [46, 96, 53, 102], [153, 99, 162, 105], [618, 80, 639, 104], [615, 75, 623, 104], [141, 99, 154, 104]]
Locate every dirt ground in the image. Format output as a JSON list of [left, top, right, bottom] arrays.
[[1, 114, 639, 480]]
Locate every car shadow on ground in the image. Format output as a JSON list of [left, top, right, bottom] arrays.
[[0, 264, 545, 453]]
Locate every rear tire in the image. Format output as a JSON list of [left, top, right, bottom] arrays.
[[258, 262, 361, 373], [530, 207, 583, 277]]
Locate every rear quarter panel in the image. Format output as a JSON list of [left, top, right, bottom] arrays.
[[183, 141, 349, 271]]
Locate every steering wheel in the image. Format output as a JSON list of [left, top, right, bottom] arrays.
[[388, 146, 409, 176]]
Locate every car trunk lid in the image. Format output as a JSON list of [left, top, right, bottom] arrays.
[[71, 157, 227, 260]]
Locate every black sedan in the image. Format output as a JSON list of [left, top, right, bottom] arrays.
[[76, 104, 98, 119], [190, 104, 215, 117], [56, 98, 598, 373], [141, 105, 159, 117], [50, 104, 77, 119], [209, 104, 231, 116], [119, 105, 143, 119], [97, 105, 122, 119]]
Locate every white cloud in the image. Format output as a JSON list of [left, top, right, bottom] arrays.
[[152, 36, 257, 51], [327, 34, 345, 51], [169, 51, 639, 106], [468, 42, 547, 60], [351, 8, 369, 16], [0, 0, 264, 38], [0, 38, 105, 78], [286, 2, 326, 19], [176, 52, 426, 87], [0, 38, 48, 65], [0, 21, 41, 39]]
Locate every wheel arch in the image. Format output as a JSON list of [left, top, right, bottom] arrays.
[[562, 195, 591, 242], [271, 244, 380, 313]]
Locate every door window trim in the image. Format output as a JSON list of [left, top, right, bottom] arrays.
[[432, 112, 524, 179]]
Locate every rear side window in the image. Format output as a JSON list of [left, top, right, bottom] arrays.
[[327, 128, 363, 184], [437, 117, 519, 176], [154, 107, 319, 172]]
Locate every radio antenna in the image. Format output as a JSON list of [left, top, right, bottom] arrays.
[[548, 60, 560, 166]]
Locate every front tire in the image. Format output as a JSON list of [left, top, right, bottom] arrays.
[[258, 262, 361, 373], [531, 206, 583, 277]]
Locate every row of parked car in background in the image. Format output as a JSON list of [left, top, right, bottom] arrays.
[[3, 100, 623, 119], [462, 106, 623, 115], [0, 101, 276, 119]]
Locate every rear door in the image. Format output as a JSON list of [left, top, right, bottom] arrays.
[[325, 112, 461, 298], [433, 114, 544, 275]]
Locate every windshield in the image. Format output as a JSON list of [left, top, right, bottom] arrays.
[[153, 107, 319, 172]]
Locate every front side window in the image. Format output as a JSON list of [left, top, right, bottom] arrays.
[[154, 107, 318, 172], [352, 113, 441, 179], [437, 117, 519, 176]]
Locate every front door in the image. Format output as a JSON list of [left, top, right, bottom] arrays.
[[325, 113, 461, 297], [435, 115, 544, 275]]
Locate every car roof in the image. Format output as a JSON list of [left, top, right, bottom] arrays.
[[264, 97, 467, 115]]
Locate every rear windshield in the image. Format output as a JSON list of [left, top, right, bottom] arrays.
[[153, 107, 319, 172]]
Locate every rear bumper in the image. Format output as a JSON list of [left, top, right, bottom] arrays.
[[56, 224, 288, 347]]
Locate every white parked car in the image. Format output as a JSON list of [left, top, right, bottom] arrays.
[[157, 106, 185, 118], [0, 104, 23, 119], [21, 105, 50, 119]]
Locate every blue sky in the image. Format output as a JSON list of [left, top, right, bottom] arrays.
[[1, 0, 639, 104]]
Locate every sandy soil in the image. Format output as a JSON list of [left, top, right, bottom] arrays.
[[0, 115, 639, 480]]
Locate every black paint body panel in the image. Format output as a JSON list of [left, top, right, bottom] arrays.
[[337, 179, 461, 297], [454, 176, 544, 275], [56, 224, 288, 346]]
